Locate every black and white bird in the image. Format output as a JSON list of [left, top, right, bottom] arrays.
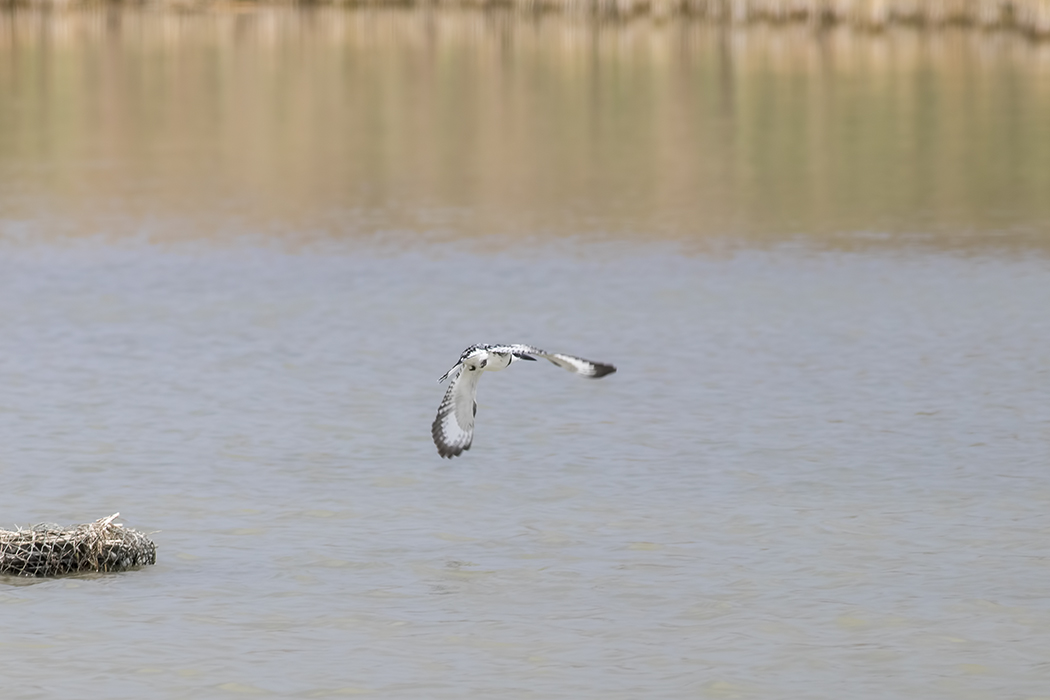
[[431, 343, 616, 458]]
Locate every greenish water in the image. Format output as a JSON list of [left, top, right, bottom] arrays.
[[1, 8, 1048, 248]]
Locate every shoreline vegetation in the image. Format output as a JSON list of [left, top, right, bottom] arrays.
[[1, 0, 1049, 39]]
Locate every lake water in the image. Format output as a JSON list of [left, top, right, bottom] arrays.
[[1, 8, 1050, 700]]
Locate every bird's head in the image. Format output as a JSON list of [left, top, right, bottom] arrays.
[[461, 348, 488, 372]]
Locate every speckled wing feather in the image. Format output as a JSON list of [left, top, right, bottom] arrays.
[[488, 344, 617, 378], [431, 365, 482, 459]]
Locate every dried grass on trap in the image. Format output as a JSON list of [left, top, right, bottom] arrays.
[[0, 513, 156, 577]]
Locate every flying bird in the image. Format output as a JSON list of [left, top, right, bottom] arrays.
[[431, 343, 616, 458]]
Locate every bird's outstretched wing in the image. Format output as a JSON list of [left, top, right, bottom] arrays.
[[431, 365, 482, 459], [487, 344, 617, 378]]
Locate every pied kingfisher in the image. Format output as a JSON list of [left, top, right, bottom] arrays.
[[431, 343, 616, 458]]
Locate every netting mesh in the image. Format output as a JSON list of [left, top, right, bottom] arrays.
[[0, 514, 156, 578]]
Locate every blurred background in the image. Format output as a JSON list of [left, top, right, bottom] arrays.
[[2, 7, 1049, 249], [1, 5, 1049, 700]]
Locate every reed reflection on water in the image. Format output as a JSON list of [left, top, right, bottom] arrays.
[[1, 7, 1049, 248]]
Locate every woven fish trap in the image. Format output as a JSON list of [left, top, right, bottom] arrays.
[[0, 513, 156, 578]]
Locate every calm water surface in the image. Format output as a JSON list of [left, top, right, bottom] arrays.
[[1, 244, 1048, 699], [2, 8, 1050, 247], [2, 7, 1050, 699]]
